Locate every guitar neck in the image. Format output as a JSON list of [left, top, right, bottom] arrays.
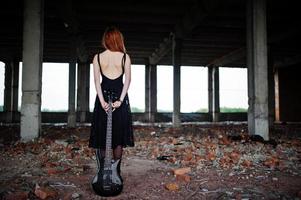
[[104, 100, 113, 167]]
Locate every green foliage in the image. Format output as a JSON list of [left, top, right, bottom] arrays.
[[41, 108, 67, 112], [195, 108, 208, 113], [220, 107, 247, 113], [131, 107, 144, 113], [157, 109, 172, 113]]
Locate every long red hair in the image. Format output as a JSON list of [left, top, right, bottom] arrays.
[[102, 27, 126, 53]]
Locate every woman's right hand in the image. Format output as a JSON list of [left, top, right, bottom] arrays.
[[101, 101, 109, 112]]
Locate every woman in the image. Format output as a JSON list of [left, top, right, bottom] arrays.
[[89, 27, 134, 170]]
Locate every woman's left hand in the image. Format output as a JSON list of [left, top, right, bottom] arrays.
[[112, 100, 122, 109]]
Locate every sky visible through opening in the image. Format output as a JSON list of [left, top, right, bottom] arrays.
[[0, 62, 248, 112]]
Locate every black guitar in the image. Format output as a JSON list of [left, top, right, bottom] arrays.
[[91, 92, 123, 196]]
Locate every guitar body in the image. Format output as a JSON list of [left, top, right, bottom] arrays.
[[92, 158, 123, 196], [91, 91, 123, 197]]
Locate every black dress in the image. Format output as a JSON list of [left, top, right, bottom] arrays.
[[89, 52, 134, 149]]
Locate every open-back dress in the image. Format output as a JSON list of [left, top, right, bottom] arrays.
[[89, 52, 134, 149]]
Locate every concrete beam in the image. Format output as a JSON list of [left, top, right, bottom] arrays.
[[206, 47, 245, 68], [274, 54, 301, 68], [148, 0, 218, 65], [21, 0, 44, 141], [206, 28, 300, 68], [54, 0, 88, 62], [149, 35, 173, 65]]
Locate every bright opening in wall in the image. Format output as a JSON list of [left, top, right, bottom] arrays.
[[157, 65, 173, 112], [181, 66, 208, 113], [219, 67, 248, 112], [128, 65, 145, 112], [42, 63, 69, 111], [18, 62, 71, 112], [0, 62, 5, 111], [89, 64, 95, 111]]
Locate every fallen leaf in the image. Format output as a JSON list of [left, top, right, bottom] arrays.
[[165, 183, 179, 191], [172, 167, 191, 176]]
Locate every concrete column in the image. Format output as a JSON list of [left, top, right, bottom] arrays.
[[208, 66, 220, 122], [208, 67, 213, 121], [246, 0, 269, 140], [3, 59, 19, 122], [274, 69, 280, 122], [145, 60, 150, 116], [68, 50, 77, 127], [268, 55, 275, 126], [12, 60, 19, 119], [246, 0, 255, 135], [77, 61, 90, 122], [147, 63, 157, 122], [4, 61, 13, 114], [172, 37, 182, 127], [21, 0, 44, 141]]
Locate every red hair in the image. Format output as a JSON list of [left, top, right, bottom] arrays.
[[102, 27, 126, 53]]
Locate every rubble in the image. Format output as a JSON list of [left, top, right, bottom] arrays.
[[34, 184, 58, 199], [0, 123, 300, 199]]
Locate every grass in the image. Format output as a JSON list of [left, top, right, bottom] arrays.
[[0, 106, 247, 113]]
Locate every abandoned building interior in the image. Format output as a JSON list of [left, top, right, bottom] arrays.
[[0, 0, 301, 199], [1, 0, 300, 141]]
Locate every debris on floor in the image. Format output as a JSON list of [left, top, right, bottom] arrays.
[[0, 123, 300, 199]]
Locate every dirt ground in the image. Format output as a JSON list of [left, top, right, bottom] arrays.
[[0, 123, 301, 200]]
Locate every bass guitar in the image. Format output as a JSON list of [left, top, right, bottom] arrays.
[[91, 91, 123, 196]]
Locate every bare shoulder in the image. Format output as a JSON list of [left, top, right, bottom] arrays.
[[125, 53, 131, 63], [93, 51, 106, 63]]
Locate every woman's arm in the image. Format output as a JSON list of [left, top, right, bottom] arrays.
[[113, 54, 131, 108], [93, 54, 109, 111], [120, 54, 131, 101]]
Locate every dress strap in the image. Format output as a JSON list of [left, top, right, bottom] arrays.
[[97, 53, 103, 75], [121, 53, 126, 74]]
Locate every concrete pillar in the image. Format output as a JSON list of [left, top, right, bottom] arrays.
[[21, 0, 44, 141], [268, 55, 275, 126], [246, 0, 255, 135], [4, 61, 13, 114], [172, 37, 181, 127], [274, 69, 280, 122], [145, 60, 157, 122], [246, 0, 269, 140], [77, 61, 90, 123], [208, 67, 213, 121], [68, 49, 77, 127], [3, 60, 19, 122], [145, 60, 150, 118], [12, 60, 19, 120], [208, 66, 220, 122]]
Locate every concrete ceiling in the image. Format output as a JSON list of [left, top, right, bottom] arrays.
[[0, 0, 300, 67]]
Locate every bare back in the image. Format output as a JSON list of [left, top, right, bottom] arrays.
[[99, 50, 125, 79]]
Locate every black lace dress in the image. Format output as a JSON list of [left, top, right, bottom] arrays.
[[89, 53, 134, 149]]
